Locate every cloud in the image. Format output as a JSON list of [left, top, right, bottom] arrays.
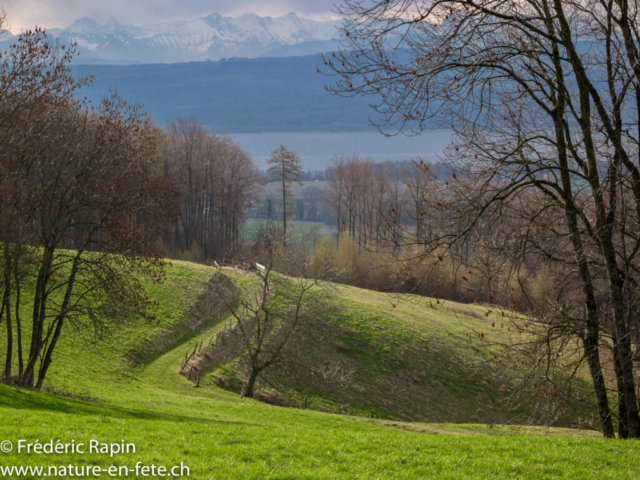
[[2, 0, 340, 33]]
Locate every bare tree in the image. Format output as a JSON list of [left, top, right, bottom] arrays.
[[267, 144, 303, 247], [213, 240, 324, 398], [0, 25, 175, 389], [17, 93, 175, 389], [324, 0, 640, 438]]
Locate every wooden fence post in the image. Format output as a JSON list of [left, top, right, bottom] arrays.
[[241, 382, 247, 399], [181, 352, 188, 372]]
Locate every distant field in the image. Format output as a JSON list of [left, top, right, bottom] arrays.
[[0, 260, 634, 479], [261, 181, 330, 196], [243, 218, 337, 242]]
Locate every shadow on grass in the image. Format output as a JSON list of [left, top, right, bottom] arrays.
[[0, 384, 255, 427], [125, 277, 234, 368]]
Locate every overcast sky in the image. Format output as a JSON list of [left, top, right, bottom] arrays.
[[2, 0, 340, 33]]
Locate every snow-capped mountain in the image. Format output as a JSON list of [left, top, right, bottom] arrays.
[[0, 13, 341, 64]]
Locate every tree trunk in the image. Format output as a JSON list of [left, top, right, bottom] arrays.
[[22, 247, 54, 388], [282, 168, 287, 248], [613, 337, 630, 439], [3, 242, 12, 380], [36, 251, 82, 390], [602, 243, 640, 437], [36, 316, 64, 390], [245, 368, 259, 398], [14, 266, 23, 377], [547, 41, 617, 437], [2, 274, 11, 380]]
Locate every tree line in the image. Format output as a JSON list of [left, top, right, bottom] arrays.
[[161, 118, 259, 261], [324, 155, 434, 249]]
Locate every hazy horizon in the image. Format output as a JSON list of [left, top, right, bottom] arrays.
[[2, 0, 339, 34]]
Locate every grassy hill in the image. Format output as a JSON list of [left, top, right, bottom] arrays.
[[201, 278, 523, 423], [0, 260, 637, 479]]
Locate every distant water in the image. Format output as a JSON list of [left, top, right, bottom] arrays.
[[230, 130, 453, 170]]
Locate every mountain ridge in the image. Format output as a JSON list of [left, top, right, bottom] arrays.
[[0, 13, 342, 64]]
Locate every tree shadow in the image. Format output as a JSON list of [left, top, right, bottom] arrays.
[[0, 385, 255, 427]]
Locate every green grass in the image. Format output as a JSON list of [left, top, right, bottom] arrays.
[[0, 260, 636, 479], [243, 219, 336, 239], [208, 280, 594, 425]]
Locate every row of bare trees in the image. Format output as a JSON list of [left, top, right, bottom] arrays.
[[327, 0, 640, 439], [0, 25, 175, 389], [323, 155, 436, 250], [161, 119, 259, 261], [325, 155, 401, 249]]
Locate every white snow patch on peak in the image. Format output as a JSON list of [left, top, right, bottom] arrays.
[[35, 12, 342, 63]]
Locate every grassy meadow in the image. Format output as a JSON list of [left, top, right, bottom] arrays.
[[243, 219, 337, 243], [0, 260, 637, 479]]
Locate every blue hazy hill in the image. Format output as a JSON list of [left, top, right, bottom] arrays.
[[74, 55, 379, 133]]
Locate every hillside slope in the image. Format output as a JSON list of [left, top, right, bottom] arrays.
[[0, 262, 591, 422], [0, 260, 634, 479], [185, 275, 593, 426]]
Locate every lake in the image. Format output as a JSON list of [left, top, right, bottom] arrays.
[[230, 130, 453, 171]]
